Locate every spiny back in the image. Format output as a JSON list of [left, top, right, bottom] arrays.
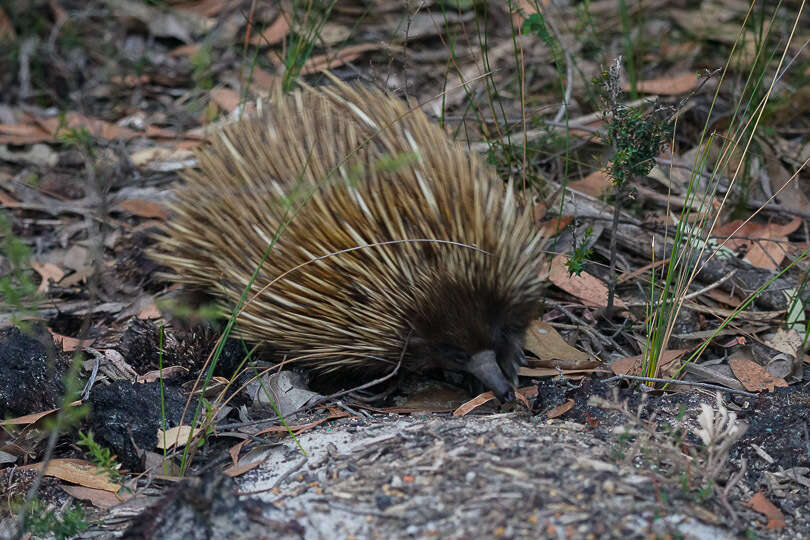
[[151, 80, 546, 400]]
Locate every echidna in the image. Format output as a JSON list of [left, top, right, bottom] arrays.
[[151, 79, 546, 401]]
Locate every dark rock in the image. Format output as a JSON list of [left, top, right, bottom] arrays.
[[87, 380, 197, 471], [121, 473, 299, 540], [0, 326, 67, 417]]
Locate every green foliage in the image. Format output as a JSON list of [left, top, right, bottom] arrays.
[[58, 126, 95, 157], [77, 431, 122, 483], [0, 212, 37, 321], [602, 102, 671, 188], [23, 499, 88, 540], [281, 1, 337, 92], [190, 45, 214, 90], [566, 226, 593, 277]]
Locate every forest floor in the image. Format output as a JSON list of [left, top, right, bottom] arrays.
[[0, 1, 809, 539]]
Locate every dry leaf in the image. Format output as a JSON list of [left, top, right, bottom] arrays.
[[50, 330, 94, 352], [117, 199, 168, 220], [628, 72, 700, 95], [31, 261, 65, 293], [156, 425, 202, 450], [729, 357, 788, 392], [748, 492, 786, 530], [299, 43, 384, 75], [568, 169, 611, 198], [546, 399, 574, 419], [210, 88, 241, 113], [60, 485, 133, 509], [137, 366, 189, 383], [0, 122, 51, 145], [137, 303, 161, 319], [249, 66, 279, 91], [714, 217, 801, 270], [452, 386, 537, 417], [22, 459, 121, 493], [169, 43, 202, 57], [250, 13, 290, 46], [37, 113, 140, 141], [523, 320, 595, 369], [0, 7, 16, 41], [548, 254, 627, 308], [518, 367, 607, 377], [763, 328, 802, 358], [610, 350, 686, 378]]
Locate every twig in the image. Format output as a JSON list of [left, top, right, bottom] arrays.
[[603, 374, 757, 397], [272, 456, 308, 489]]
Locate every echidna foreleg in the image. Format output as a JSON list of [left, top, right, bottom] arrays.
[[465, 350, 515, 402]]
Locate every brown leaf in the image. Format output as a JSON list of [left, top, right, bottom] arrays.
[[250, 13, 290, 46], [610, 350, 686, 378], [0, 122, 51, 145], [628, 72, 700, 95], [210, 87, 241, 113], [249, 66, 279, 91], [714, 217, 801, 270], [0, 7, 16, 41], [21, 459, 121, 492], [568, 169, 611, 198], [748, 492, 786, 530], [50, 330, 94, 352], [174, 0, 228, 17], [523, 320, 595, 369], [60, 485, 133, 509], [546, 399, 574, 419], [136, 366, 189, 383], [169, 43, 202, 57], [452, 386, 537, 417], [137, 303, 162, 319], [36, 113, 140, 141], [31, 261, 65, 293], [548, 254, 626, 308], [299, 43, 384, 75], [117, 199, 169, 220], [729, 357, 788, 392]]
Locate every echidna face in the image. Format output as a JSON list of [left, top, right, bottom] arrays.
[[410, 281, 536, 402]]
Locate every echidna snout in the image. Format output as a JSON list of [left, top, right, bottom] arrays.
[[465, 350, 520, 402]]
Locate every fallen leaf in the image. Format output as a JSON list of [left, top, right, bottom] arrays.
[[548, 254, 627, 308], [137, 366, 189, 383], [117, 199, 169, 220], [50, 330, 94, 352], [627, 72, 700, 95], [748, 492, 786, 530], [156, 425, 202, 450], [568, 169, 611, 198], [714, 217, 801, 270], [546, 399, 574, 419], [250, 13, 290, 45], [210, 88, 241, 113], [523, 320, 595, 369], [168, 43, 202, 57], [610, 349, 686, 377], [453, 386, 538, 417], [249, 66, 279, 92], [0, 7, 16, 41], [0, 122, 51, 144], [60, 485, 134, 509], [36, 113, 140, 141], [31, 261, 65, 293], [174, 0, 227, 17], [729, 357, 788, 392], [137, 303, 162, 319], [518, 367, 608, 377], [299, 43, 384, 75], [21, 459, 120, 493], [763, 328, 802, 358]]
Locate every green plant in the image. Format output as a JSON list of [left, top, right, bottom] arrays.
[[566, 225, 593, 277], [280, 1, 337, 92], [0, 212, 37, 324], [77, 431, 122, 483], [598, 59, 672, 313], [23, 499, 88, 540]]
